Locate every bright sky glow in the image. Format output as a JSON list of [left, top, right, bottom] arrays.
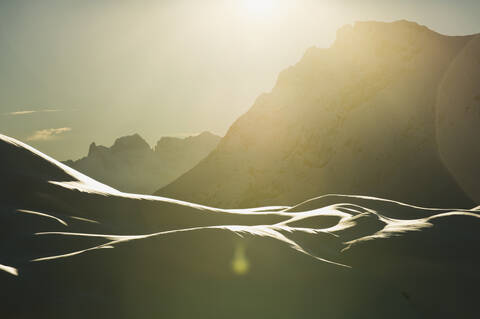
[[243, 0, 275, 16], [1, 0, 479, 160]]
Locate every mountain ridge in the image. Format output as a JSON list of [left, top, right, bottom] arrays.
[[157, 20, 478, 208], [64, 131, 220, 194]]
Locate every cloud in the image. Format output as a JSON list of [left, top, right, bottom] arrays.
[[9, 110, 37, 115], [6, 109, 62, 116], [27, 127, 72, 141]]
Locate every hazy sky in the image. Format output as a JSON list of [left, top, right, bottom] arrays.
[[1, 0, 479, 160]]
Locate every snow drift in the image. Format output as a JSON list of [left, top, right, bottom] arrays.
[[1, 134, 479, 319]]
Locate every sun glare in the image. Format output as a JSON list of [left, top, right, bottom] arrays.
[[243, 0, 274, 16]]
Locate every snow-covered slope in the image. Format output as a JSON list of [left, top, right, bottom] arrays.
[[1, 134, 479, 318]]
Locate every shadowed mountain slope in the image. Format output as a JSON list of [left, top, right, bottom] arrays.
[[436, 34, 480, 203], [157, 20, 478, 208], [1, 134, 479, 318], [64, 131, 220, 194]]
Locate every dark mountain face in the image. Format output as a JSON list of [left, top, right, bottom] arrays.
[[157, 20, 477, 209], [64, 132, 220, 194]]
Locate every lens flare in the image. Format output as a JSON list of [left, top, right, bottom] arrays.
[[231, 243, 250, 275]]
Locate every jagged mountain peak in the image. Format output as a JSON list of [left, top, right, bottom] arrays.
[[331, 20, 439, 58], [335, 20, 432, 42], [88, 142, 109, 156], [110, 133, 151, 153], [64, 132, 220, 194]]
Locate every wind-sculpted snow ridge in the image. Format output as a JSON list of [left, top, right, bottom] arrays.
[[0, 133, 479, 278], [0, 263, 18, 276], [29, 197, 480, 270], [0, 134, 118, 195]]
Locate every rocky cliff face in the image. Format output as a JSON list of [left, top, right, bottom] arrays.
[[157, 20, 477, 208], [64, 132, 220, 194]]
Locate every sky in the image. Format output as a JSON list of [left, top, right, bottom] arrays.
[[1, 0, 479, 160]]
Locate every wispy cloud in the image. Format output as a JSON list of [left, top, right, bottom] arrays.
[[9, 110, 37, 115], [27, 127, 72, 141], [6, 109, 62, 116]]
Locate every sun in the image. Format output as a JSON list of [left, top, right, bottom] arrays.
[[243, 0, 274, 16]]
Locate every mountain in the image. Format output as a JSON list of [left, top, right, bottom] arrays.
[[436, 34, 480, 203], [63, 131, 220, 194], [1, 133, 479, 318], [157, 20, 478, 208]]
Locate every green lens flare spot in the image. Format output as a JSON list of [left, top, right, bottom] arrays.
[[231, 243, 250, 275]]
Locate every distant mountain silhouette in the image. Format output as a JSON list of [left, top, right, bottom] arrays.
[[64, 131, 220, 194], [157, 20, 478, 208]]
